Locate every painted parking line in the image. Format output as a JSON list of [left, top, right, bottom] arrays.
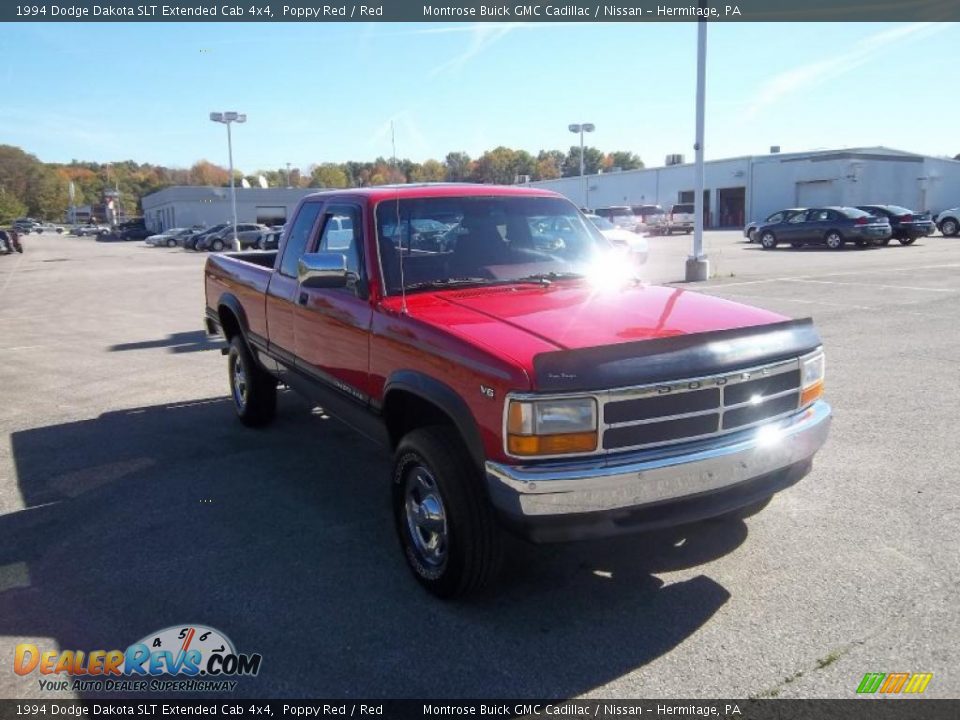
[[701, 291, 872, 311], [782, 279, 957, 293], [706, 262, 960, 289]]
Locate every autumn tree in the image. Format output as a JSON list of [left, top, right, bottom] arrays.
[[562, 146, 605, 177], [189, 160, 230, 186], [444, 152, 473, 182], [310, 164, 349, 189]]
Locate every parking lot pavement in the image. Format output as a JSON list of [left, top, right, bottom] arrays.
[[0, 232, 957, 699]]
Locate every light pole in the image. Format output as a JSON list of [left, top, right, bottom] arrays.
[[286, 162, 292, 188], [210, 111, 247, 251], [685, 16, 710, 282], [568, 122, 595, 210]]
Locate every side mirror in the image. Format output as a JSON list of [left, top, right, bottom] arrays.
[[298, 252, 349, 289]]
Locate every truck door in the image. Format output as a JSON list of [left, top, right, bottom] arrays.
[[266, 201, 324, 371], [293, 203, 373, 403]]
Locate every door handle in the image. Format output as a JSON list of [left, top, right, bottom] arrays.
[[298, 292, 308, 306]]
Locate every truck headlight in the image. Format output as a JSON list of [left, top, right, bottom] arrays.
[[507, 398, 598, 456], [800, 350, 825, 407]]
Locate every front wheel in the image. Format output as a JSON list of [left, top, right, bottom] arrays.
[[941, 218, 959, 237], [898, 237, 916, 245], [211, 239, 224, 251], [760, 231, 777, 250], [393, 426, 503, 599], [825, 231, 844, 250], [227, 336, 276, 427], [167, 238, 177, 247]]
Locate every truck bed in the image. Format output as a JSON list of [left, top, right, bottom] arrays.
[[204, 251, 278, 341]]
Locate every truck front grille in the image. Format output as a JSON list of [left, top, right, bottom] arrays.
[[600, 359, 802, 452]]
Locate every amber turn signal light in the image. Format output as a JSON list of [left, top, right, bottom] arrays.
[[507, 432, 598, 456], [800, 380, 824, 407]]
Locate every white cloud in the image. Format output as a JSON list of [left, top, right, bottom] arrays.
[[744, 22, 952, 119]]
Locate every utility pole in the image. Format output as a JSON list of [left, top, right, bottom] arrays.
[[685, 14, 710, 282]]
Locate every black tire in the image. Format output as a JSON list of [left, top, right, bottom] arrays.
[[855, 239, 871, 248], [211, 239, 224, 251], [941, 218, 959, 237], [685, 229, 692, 234], [393, 426, 503, 599], [790, 241, 803, 248], [760, 231, 777, 250], [825, 231, 844, 250], [898, 237, 916, 245], [167, 239, 177, 248], [878, 237, 892, 246], [227, 336, 276, 427]]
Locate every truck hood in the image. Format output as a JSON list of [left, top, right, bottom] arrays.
[[438, 282, 786, 350]]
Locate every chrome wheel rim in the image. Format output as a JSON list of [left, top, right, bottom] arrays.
[[944, 220, 957, 235], [403, 465, 448, 569], [827, 233, 841, 248], [232, 353, 248, 410], [762, 234, 774, 247]]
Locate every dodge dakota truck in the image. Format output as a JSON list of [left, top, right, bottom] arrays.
[[204, 184, 831, 598]]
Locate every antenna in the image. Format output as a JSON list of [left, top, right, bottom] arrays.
[[391, 120, 397, 167]]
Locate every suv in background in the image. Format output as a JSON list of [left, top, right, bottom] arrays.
[[666, 203, 695, 234], [594, 206, 639, 232], [631, 205, 666, 234]]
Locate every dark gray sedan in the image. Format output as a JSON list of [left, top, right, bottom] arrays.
[[756, 207, 892, 250], [856, 205, 935, 245]]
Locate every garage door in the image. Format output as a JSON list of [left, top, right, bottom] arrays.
[[796, 180, 837, 207]]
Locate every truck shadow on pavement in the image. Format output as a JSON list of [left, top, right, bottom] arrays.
[[2, 396, 746, 698], [108, 330, 225, 354]]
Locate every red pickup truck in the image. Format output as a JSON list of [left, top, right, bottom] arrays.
[[204, 184, 831, 598]]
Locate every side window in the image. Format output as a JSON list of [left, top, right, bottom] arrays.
[[279, 203, 323, 277], [788, 212, 808, 224], [317, 204, 363, 288], [767, 212, 784, 224]]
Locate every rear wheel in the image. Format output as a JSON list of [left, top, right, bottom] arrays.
[[878, 237, 891, 246], [855, 239, 871, 248], [941, 218, 959, 236], [760, 231, 777, 250], [898, 237, 916, 245], [167, 238, 177, 247], [211, 239, 224, 251], [392, 426, 502, 599], [825, 231, 844, 250], [227, 336, 276, 427]]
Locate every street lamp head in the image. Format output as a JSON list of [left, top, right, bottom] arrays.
[[223, 111, 239, 122], [209, 112, 224, 122], [236, 114, 247, 123], [583, 123, 596, 133], [568, 124, 581, 133]]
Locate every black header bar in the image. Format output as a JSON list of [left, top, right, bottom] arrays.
[[2, 0, 958, 22]]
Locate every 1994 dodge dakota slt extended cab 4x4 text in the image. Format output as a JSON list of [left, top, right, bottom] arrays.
[[204, 184, 832, 598]]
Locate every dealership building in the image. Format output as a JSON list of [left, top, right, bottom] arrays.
[[525, 147, 960, 227], [141, 186, 315, 232]]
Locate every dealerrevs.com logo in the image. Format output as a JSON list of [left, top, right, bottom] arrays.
[[14, 625, 262, 693]]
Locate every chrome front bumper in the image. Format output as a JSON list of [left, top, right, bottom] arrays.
[[485, 401, 831, 526]]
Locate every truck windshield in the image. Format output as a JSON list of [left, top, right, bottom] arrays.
[[375, 196, 611, 295]]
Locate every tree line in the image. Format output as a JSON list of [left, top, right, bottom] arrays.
[[0, 143, 644, 223]]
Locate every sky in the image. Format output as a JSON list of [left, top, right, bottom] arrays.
[[0, 21, 955, 173]]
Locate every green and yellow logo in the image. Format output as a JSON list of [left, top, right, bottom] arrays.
[[857, 672, 933, 694]]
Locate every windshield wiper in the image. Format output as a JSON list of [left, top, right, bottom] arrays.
[[513, 271, 585, 285], [403, 277, 496, 292]]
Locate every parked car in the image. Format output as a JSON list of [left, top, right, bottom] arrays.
[[146, 228, 195, 247], [756, 207, 891, 250], [184, 223, 229, 250], [631, 204, 667, 235], [586, 213, 648, 264], [594, 206, 640, 232], [73, 223, 111, 237], [936, 207, 960, 237], [117, 226, 152, 241], [255, 230, 282, 250], [203, 184, 831, 598], [13, 219, 39, 234], [665, 203, 695, 234], [854, 205, 934, 245], [196, 223, 268, 251], [745, 209, 807, 243], [33, 223, 65, 234]]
